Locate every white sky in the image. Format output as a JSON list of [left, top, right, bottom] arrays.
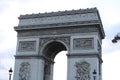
[[0, 0, 120, 80]]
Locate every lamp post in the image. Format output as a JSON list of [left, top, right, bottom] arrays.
[[112, 32, 120, 43], [93, 69, 97, 80], [9, 68, 13, 80]]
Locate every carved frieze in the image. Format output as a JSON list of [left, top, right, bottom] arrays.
[[73, 38, 94, 50], [75, 61, 90, 80], [18, 26, 98, 37], [18, 12, 98, 26], [19, 8, 97, 19], [19, 62, 30, 80], [18, 41, 36, 52]]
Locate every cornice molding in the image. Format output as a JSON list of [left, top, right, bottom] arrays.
[[19, 7, 98, 19]]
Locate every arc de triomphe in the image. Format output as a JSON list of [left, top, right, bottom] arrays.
[[13, 8, 105, 80]]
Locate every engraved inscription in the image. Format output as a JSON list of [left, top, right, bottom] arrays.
[[75, 61, 90, 80], [19, 62, 30, 80], [73, 38, 93, 50], [18, 41, 36, 52]]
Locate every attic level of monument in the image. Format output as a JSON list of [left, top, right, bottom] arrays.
[[19, 8, 98, 19], [13, 8, 105, 80], [15, 8, 105, 39]]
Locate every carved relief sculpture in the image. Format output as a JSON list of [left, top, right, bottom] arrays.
[[18, 41, 36, 52], [73, 38, 93, 50], [19, 62, 30, 80], [75, 61, 90, 80]]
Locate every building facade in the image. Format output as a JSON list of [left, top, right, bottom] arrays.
[[13, 8, 105, 80]]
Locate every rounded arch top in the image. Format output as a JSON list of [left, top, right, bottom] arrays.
[[41, 41, 67, 60], [40, 37, 70, 60]]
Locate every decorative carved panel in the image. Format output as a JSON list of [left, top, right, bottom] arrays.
[[18, 41, 36, 52], [75, 61, 90, 80], [19, 62, 30, 80], [73, 38, 94, 50]]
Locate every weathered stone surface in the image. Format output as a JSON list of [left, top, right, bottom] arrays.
[[73, 38, 94, 50], [19, 8, 98, 19], [18, 13, 98, 26], [17, 26, 98, 37], [15, 8, 105, 39], [40, 37, 70, 51], [18, 41, 36, 52], [19, 62, 30, 80], [75, 61, 90, 80], [13, 8, 105, 80]]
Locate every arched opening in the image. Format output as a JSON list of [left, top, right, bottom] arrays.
[[42, 41, 67, 80], [53, 51, 67, 80]]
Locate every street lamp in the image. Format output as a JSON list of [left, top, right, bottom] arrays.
[[112, 32, 120, 43], [9, 68, 13, 80], [93, 69, 97, 80]]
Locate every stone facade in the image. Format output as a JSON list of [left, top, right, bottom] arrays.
[[13, 8, 105, 80]]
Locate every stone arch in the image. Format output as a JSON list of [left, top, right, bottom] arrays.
[[13, 8, 105, 80], [40, 37, 70, 56], [42, 41, 67, 60], [41, 40, 68, 80]]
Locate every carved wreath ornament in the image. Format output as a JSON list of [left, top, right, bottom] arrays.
[[75, 61, 90, 80], [19, 62, 30, 80]]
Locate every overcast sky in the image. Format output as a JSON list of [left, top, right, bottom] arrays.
[[0, 0, 120, 80]]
